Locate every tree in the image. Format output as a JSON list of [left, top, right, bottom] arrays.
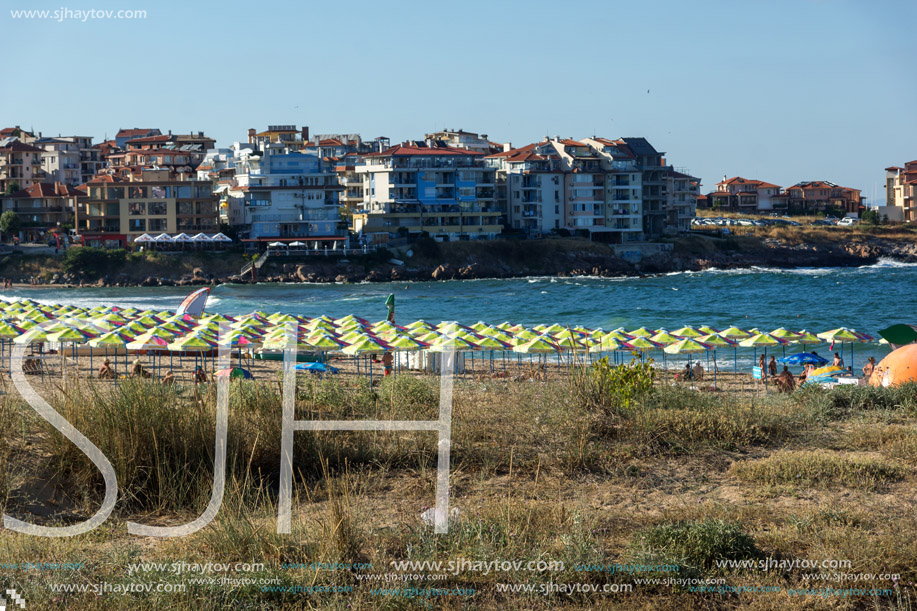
[[0, 210, 21, 240], [861, 209, 881, 225], [3, 181, 20, 195]]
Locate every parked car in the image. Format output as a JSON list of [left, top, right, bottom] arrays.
[[837, 217, 857, 226]]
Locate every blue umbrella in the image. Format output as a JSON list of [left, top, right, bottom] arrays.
[[295, 362, 339, 374], [778, 352, 829, 366]]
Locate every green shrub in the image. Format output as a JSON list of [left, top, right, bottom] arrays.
[[632, 520, 762, 572], [574, 357, 655, 415]]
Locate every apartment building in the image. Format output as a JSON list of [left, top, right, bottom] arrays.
[[0, 182, 80, 241], [34, 137, 82, 185], [707, 176, 781, 211], [0, 139, 45, 192], [221, 142, 345, 247], [666, 170, 701, 232], [771, 181, 863, 214], [76, 169, 218, 248], [487, 136, 687, 242], [485, 143, 565, 236], [883, 161, 917, 222], [353, 143, 501, 243]]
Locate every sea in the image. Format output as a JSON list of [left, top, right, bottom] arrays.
[[1, 258, 912, 368]]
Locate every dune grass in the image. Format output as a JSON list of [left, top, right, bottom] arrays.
[[2, 360, 917, 609]]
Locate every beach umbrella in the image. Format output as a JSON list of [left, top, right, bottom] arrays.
[[818, 327, 868, 369], [739, 333, 789, 383], [778, 352, 829, 366], [512, 336, 558, 353], [672, 326, 705, 338], [698, 333, 735, 387], [215, 367, 253, 379], [664, 338, 712, 387], [13, 326, 49, 344]]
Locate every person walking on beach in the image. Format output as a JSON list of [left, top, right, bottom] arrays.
[[758, 354, 766, 379], [382, 351, 394, 376], [768, 355, 777, 378]]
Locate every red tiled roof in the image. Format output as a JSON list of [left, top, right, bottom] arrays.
[[557, 138, 586, 147], [318, 138, 345, 146], [484, 143, 538, 159], [0, 141, 44, 153], [0, 127, 34, 137], [6, 182, 80, 198]]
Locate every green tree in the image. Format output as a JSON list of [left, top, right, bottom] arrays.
[[3, 181, 20, 195], [861, 209, 881, 225], [0, 210, 21, 239]]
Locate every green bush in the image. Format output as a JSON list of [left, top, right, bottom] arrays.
[[632, 520, 762, 572], [575, 357, 656, 415]]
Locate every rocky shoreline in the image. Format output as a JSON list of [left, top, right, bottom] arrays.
[[7, 236, 917, 288]]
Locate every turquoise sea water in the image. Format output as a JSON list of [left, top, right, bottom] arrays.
[[1, 259, 911, 367]]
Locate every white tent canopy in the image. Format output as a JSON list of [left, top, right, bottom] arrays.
[[133, 233, 154, 242], [191, 233, 211, 242], [288, 241, 307, 247], [210, 233, 233, 243], [153, 233, 174, 242], [268, 241, 287, 248], [172, 233, 194, 242]]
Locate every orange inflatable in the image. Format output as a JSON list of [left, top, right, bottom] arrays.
[[869, 344, 917, 387]]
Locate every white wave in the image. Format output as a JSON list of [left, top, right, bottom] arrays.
[[859, 257, 917, 269]]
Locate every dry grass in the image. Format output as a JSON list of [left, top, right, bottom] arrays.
[[2, 364, 917, 609]]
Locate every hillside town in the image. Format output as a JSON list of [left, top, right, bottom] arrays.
[[0, 123, 910, 252]]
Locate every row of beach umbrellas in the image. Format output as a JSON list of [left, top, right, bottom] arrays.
[[0, 298, 879, 385]]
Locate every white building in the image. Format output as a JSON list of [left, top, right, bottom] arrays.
[[221, 142, 346, 248], [34, 137, 82, 185]]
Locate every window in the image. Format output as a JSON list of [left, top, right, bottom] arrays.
[[129, 219, 146, 232], [177, 202, 194, 215], [129, 186, 147, 198], [196, 201, 215, 215], [195, 185, 212, 198], [174, 185, 192, 198], [148, 201, 167, 215], [148, 218, 167, 232], [151, 186, 169, 199], [129, 202, 146, 215], [107, 187, 124, 199]]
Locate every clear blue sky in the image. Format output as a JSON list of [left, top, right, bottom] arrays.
[[4, 0, 915, 200]]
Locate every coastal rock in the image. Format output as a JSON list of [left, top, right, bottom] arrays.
[[431, 264, 454, 280], [458, 264, 477, 278], [334, 274, 349, 283]]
